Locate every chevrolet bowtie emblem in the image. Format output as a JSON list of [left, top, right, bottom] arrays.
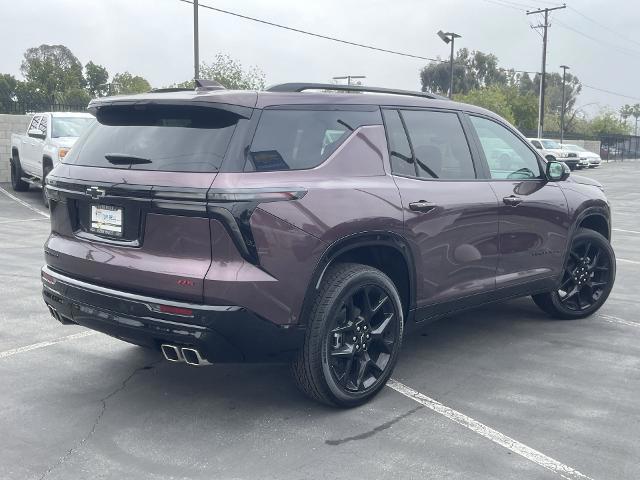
[[86, 186, 106, 199]]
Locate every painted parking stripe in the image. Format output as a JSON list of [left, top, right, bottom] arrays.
[[0, 185, 50, 218], [0, 331, 97, 360], [387, 379, 593, 480], [599, 314, 640, 328], [0, 217, 49, 225], [613, 228, 640, 235], [617, 258, 640, 265]]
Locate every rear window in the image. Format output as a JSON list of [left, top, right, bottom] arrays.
[[52, 117, 94, 138], [63, 106, 241, 172], [246, 108, 381, 171]]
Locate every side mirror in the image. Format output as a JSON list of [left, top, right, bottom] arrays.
[[547, 161, 570, 182], [28, 129, 46, 139]]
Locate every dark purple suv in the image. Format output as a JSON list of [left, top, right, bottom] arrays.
[[41, 82, 615, 407]]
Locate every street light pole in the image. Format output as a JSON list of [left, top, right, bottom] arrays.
[[560, 65, 570, 144], [437, 30, 461, 99], [193, 0, 199, 80]]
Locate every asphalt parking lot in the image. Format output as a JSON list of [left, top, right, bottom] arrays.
[[0, 161, 638, 480]]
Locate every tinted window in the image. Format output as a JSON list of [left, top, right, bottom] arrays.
[[64, 106, 240, 172], [470, 116, 542, 180], [28, 115, 41, 132], [247, 109, 380, 171], [531, 140, 542, 149], [37, 115, 48, 135], [52, 116, 94, 138], [401, 110, 476, 180], [382, 110, 414, 176]]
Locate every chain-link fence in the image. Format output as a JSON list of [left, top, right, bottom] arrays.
[[0, 102, 88, 115]]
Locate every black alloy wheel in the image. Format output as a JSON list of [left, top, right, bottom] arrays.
[[326, 284, 398, 393], [533, 228, 615, 319]]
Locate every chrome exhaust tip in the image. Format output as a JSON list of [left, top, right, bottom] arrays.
[[160, 344, 184, 362], [181, 347, 211, 366]]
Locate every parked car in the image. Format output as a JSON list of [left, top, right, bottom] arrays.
[[10, 112, 94, 206], [528, 137, 579, 169], [41, 82, 616, 407], [560, 144, 589, 169], [562, 143, 602, 168]]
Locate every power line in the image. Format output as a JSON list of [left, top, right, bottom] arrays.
[[177, 0, 440, 62], [567, 6, 640, 50], [582, 84, 640, 102], [554, 19, 640, 58]]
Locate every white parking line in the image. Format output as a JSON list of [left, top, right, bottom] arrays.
[[0, 217, 49, 225], [613, 228, 640, 235], [387, 379, 593, 480], [0, 331, 97, 360], [618, 258, 640, 265], [599, 314, 640, 328], [0, 185, 50, 218]]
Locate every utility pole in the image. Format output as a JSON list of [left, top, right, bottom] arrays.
[[193, 0, 199, 80], [332, 75, 366, 86], [559, 65, 570, 144], [437, 30, 461, 99], [527, 4, 566, 138]]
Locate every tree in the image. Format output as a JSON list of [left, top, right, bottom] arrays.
[[574, 109, 631, 136], [631, 104, 640, 136], [420, 48, 509, 96], [85, 61, 109, 97], [20, 44, 84, 102], [198, 54, 265, 90], [59, 87, 91, 108], [111, 72, 151, 95], [0, 73, 18, 108], [455, 85, 537, 130]]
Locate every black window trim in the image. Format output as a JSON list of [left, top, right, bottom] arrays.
[[380, 105, 483, 182], [463, 112, 547, 182]]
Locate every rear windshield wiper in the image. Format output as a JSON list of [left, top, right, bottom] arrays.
[[105, 153, 152, 165]]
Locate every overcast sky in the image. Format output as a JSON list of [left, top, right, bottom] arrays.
[[1, 0, 638, 116]]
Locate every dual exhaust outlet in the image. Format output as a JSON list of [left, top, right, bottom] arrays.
[[161, 344, 211, 366]]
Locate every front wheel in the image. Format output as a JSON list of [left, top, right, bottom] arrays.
[[291, 263, 404, 407], [10, 155, 29, 192], [532, 228, 615, 319]]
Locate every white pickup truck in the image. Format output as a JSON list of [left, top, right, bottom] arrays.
[[10, 112, 94, 206]]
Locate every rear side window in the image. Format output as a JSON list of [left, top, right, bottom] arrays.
[[63, 105, 241, 172], [400, 110, 476, 180], [382, 110, 414, 177], [246, 108, 381, 171]]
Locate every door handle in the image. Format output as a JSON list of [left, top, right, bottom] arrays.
[[503, 195, 523, 206], [409, 200, 437, 212]]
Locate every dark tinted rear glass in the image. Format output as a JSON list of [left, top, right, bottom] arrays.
[[246, 108, 381, 171], [64, 106, 240, 172]]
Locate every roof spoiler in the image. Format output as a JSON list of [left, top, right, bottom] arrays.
[[195, 79, 225, 91]]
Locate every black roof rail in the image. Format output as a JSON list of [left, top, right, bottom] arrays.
[[149, 87, 194, 93], [265, 82, 447, 100], [195, 79, 225, 91]]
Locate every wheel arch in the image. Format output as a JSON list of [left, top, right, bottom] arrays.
[[299, 232, 416, 325], [42, 155, 53, 172]]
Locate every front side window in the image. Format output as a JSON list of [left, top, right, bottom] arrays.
[[247, 108, 381, 171], [470, 116, 542, 180], [531, 140, 542, 149], [400, 109, 476, 180]]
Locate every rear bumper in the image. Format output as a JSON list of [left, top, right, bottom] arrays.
[[41, 265, 304, 362]]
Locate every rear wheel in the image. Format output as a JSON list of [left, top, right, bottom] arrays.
[[291, 263, 404, 407], [532, 228, 615, 319], [10, 154, 29, 192]]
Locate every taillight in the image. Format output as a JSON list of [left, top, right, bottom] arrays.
[[208, 188, 307, 203], [154, 304, 194, 317]]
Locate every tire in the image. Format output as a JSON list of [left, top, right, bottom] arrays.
[[42, 163, 52, 208], [532, 228, 615, 319], [10, 154, 29, 192], [291, 263, 404, 407]]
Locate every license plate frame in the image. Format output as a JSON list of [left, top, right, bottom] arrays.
[[90, 204, 123, 237]]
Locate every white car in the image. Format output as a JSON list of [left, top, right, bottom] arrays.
[[10, 112, 94, 205], [527, 138, 578, 169], [562, 143, 602, 168]]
